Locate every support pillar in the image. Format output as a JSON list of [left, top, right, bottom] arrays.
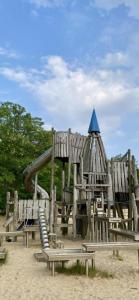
[[73, 164, 78, 239]]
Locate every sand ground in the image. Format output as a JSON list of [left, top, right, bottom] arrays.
[[0, 217, 139, 300]]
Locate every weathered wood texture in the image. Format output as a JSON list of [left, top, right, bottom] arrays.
[[91, 216, 122, 242], [82, 241, 139, 272], [82, 241, 139, 251], [109, 228, 139, 241], [0, 231, 25, 246], [43, 248, 95, 276], [24, 225, 39, 248], [112, 161, 128, 193], [18, 199, 49, 221], [54, 131, 86, 163], [82, 133, 107, 177]]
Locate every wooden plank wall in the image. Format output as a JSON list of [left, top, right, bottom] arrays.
[[70, 133, 86, 163], [82, 134, 107, 184], [18, 199, 49, 221], [112, 162, 128, 193], [54, 132, 69, 158], [54, 131, 86, 163]]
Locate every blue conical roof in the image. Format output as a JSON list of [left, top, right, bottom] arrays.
[[88, 109, 100, 133]]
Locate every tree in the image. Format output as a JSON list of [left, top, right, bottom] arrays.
[[0, 101, 52, 210]]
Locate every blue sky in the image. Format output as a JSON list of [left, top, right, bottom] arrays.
[[0, 0, 139, 163]]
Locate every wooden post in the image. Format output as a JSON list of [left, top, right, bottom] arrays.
[[111, 158, 116, 218], [87, 173, 92, 240], [73, 164, 77, 239], [6, 192, 11, 241], [53, 185, 57, 233], [132, 156, 139, 231], [107, 161, 113, 218], [50, 128, 55, 233], [61, 163, 66, 235], [128, 150, 132, 230], [132, 155, 139, 198], [6, 192, 10, 229], [26, 232, 29, 248], [131, 193, 138, 232], [85, 259, 89, 276], [61, 163, 65, 221], [13, 191, 18, 241], [80, 156, 84, 185], [52, 261, 55, 276], [33, 173, 38, 200], [138, 250, 139, 273], [67, 128, 71, 188], [62, 165, 65, 199], [50, 189, 54, 233]]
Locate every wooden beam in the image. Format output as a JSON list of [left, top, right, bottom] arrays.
[[128, 149, 132, 229], [73, 164, 77, 239], [13, 191, 18, 241]]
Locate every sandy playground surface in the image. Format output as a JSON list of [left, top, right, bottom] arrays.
[[0, 216, 139, 300]]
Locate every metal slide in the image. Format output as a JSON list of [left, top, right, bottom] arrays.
[[23, 147, 52, 198]]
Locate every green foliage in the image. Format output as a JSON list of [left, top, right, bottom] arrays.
[[0, 251, 7, 265], [56, 262, 114, 278], [111, 254, 123, 261], [137, 169, 139, 181], [38, 159, 63, 201], [0, 101, 52, 209]]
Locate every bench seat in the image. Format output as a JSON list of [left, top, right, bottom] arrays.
[[43, 248, 95, 276]]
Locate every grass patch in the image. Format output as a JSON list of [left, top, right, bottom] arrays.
[[0, 251, 7, 265], [111, 254, 123, 261], [116, 255, 123, 261], [56, 262, 114, 279]]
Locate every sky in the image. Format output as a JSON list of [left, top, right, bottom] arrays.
[[0, 0, 139, 163]]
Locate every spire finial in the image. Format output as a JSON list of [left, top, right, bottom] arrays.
[[88, 109, 100, 134]]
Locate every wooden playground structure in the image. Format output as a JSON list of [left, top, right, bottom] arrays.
[[3, 109, 139, 246]]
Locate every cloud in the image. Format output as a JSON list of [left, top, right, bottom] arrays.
[[101, 52, 129, 67], [29, 0, 65, 8], [0, 46, 19, 59], [0, 67, 33, 89], [93, 0, 139, 19], [0, 55, 139, 136]]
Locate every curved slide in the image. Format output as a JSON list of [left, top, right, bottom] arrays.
[[23, 147, 52, 198]]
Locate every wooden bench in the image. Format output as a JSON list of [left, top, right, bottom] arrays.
[[109, 228, 139, 241], [82, 242, 139, 272], [43, 248, 95, 276], [23, 225, 39, 248], [0, 231, 25, 246]]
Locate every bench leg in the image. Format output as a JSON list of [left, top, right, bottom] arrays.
[[26, 232, 29, 248], [23, 235, 25, 246], [92, 256, 95, 269], [47, 262, 50, 270], [116, 250, 119, 257], [76, 259, 79, 266], [138, 249, 139, 273], [113, 233, 118, 256], [0, 237, 4, 247], [32, 232, 35, 240], [85, 259, 89, 277], [52, 261, 55, 276]]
